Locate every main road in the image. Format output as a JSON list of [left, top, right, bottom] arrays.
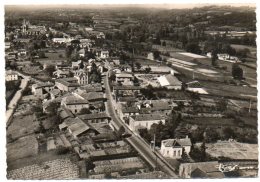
[[103, 70, 178, 178]]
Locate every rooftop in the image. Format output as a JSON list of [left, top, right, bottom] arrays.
[[162, 137, 192, 147], [132, 114, 164, 121], [78, 112, 110, 120]]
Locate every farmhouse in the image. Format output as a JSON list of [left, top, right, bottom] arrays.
[[129, 114, 165, 132], [31, 82, 54, 96], [160, 136, 191, 159], [55, 77, 80, 92], [61, 94, 89, 114], [78, 112, 110, 124]]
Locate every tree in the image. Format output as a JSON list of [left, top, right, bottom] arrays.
[[38, 51, 46, 58], [200, 142, 206, 162], [211, 49, 218, 66], [185, 42, 201, 54], [45, 65, 56, 76], [145, 67, 151, 73], [117, 126, 126, 138], [79, 108, 91, 115], [223, 127, 236, 140], [46, 102, 60, 116], [232, 63, 243, 80], [135, 62, 141, 70], [65, 45, 74, 59], [153, 51, 161, 60]]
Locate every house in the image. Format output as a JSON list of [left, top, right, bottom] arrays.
[[74, 69, 89, 85], [113, 85, 141, 99], [31, 82, 54, 96], [129, 114, 166, 132], [57, 106, 74, 121], [120, 65, 133, 73], [79, 92, 105, 102], [80, 83, 103, 92], [52, 37, 72, 44], [185, 81, 208, 94], [78, 49, 86, 57], [78, 112, 110, 124], [61, 94, 89, 114], [56, 62, 71, 71], [5, 70, 19, 81], [100, 50, 109, 59], [160, 136, 191, 159], [68, 118, 98, 138], [137, 100, 172, 116], [179, 161, 225, 178], [115, 72, 133, 83], [55, 77, 80, 92], [5, 42, 11, 49], [53, 69, 70, 78], [17, 49, 27, 56], [71, 60, 83, 70], [147, 52, 154, 60], [157, 74, 182, 90], [143, 65, 179, 75]]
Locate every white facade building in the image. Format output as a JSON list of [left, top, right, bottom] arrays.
[[160, 136, 191, 159]]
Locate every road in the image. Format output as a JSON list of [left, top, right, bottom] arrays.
[[103, 70, 178, 178], [6, 78, 28, 124]]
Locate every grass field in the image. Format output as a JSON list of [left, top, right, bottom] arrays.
[[38, 49, 66, 64], [197, 141, 258, 160], [7, 114, 40, 139], [7, 135, 38, 162]]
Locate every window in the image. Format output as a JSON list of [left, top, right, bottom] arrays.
[[75, 109, 77, 113], [174, 151, 176, 156], [178, 150, 181, 156], [167, 150, 169, 155]]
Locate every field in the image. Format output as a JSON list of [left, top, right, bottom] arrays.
[[7, 114, 40, 139], [200, 80, 257, 100], [185, 117, 236, 127], [7, 135, 38, 161], [7, 158, 79, 180], [197, 141, 258, 160], [231, 44, 257, 55], [38, 49, 66, 64]]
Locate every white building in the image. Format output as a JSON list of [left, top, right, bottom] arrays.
[[129, 114, 165, 132], [157, 74, 182, 90], [5, 70, 18, 81], [100, 50, 109, 59], [160, 136, 191, 159], [147, 52, 154, 60], [74, 69, 88, 85], [52, 37, 72, 44]]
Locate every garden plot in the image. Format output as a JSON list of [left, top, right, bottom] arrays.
[[197, 141, 258, 160], [7, 135, 38, 161], [7, 158, 79, 180], [7, 114, 40, 139]]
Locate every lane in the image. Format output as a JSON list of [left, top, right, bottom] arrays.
[[103, 70, 178, 178]]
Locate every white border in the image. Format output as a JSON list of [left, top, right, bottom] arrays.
[[0, 0, 259, 182]]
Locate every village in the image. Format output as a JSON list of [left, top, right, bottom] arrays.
[[5, 4, 258, 179]]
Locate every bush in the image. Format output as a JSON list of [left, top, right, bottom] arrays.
[[55, 146, 71, 155]]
